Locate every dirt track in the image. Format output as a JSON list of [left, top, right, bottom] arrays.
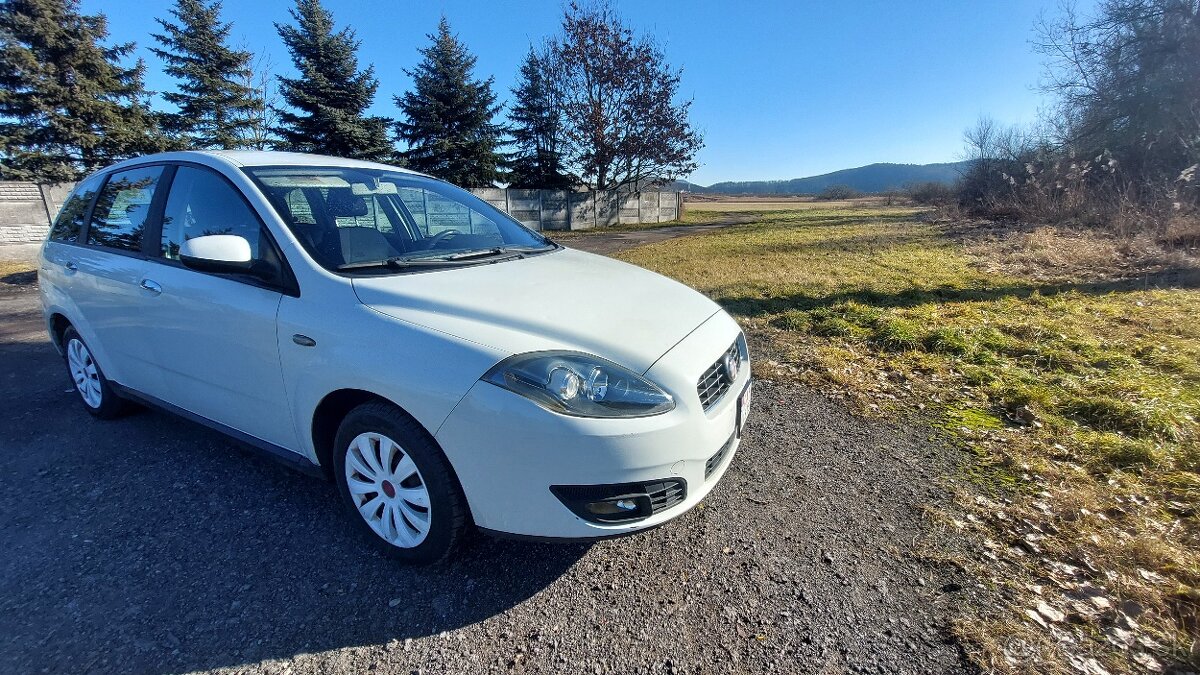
[[558, 215, 756, 256]]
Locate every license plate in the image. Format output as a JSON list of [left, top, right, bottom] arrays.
[[736, 382, 752, 436]]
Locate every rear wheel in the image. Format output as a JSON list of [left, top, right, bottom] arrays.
[[61, 326, 130, 419], [333, 401, 469, 564]]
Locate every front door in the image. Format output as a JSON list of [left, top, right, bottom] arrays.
[[137, 165, 298, 451]]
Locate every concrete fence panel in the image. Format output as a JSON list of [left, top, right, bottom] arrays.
[[468, 188, 682, 232], [0, 180, 684, 245], [0, 182, 54, 245]]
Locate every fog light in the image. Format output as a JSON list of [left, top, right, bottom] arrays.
[[586, 499, 640, 516], [551, 480, 686, 524]]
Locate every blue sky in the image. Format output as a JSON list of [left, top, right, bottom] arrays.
[[88, 0, 1087, 185]]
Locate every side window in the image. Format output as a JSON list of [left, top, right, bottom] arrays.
[[49, 174, 104, 243], [161, 167, 263, 261], [87, 166, 164, 252], [87, 165, 164, 252]]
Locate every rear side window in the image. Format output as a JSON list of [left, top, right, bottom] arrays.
[[160, 166, 263, 261], [48, 174, 104, 243], [87, 166, 165, 252]]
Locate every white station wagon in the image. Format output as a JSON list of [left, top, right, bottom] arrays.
[[39, 151, 752, 563]]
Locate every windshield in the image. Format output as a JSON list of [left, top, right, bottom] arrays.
[[244, 166, 554, 272]]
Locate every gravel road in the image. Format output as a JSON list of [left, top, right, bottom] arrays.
[[0, 251, 973, 674]]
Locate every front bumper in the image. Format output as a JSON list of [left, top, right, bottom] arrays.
[[434, 311, 749, 539]]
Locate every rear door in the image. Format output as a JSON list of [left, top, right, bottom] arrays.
[[40, 172, 104, 338], [65, 165, 170, 396], [137, 164, 299, 451]]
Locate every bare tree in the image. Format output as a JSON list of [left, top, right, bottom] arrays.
[[549, 1, 703, 192], [1034, 0, 1200, 185], [234, 51, 280, 150]]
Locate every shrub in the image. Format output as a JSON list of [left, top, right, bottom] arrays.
[[815, 184, 861, 200], [907, 181, 956, 205]]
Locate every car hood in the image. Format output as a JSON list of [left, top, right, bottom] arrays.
[[351, 248, 721, 373]]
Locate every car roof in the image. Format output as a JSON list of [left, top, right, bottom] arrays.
[[97, 150, 429, 178]]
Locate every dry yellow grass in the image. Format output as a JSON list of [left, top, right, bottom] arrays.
[[0, 259, 36, 279], [618, 206, 1200, 673]]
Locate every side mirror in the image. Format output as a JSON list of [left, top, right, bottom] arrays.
[[179, 234, 253, 274]]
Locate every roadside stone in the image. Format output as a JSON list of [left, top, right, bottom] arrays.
[[1036, 602, 1066, 623]]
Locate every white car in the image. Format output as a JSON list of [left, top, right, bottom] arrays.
[[38, 151, 751, 563]]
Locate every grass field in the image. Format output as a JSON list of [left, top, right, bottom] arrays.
[[617, 205, 1200, 673]]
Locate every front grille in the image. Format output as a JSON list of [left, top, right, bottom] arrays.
[[697, 339, 742, 410], [645, 479, 686, 513], [705, 434, 735, 480]]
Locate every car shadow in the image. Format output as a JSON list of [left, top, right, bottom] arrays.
[[0, 339, 589, 674], [0, 269, 37, 286]]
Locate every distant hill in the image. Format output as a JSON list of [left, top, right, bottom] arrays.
[[675, 161, 972, 195]]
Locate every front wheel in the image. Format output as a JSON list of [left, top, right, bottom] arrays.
[[333, 402, 469, 564]]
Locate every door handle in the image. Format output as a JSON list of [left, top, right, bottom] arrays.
[[64, 261, 77, 272], [139, 279, 162, 294]]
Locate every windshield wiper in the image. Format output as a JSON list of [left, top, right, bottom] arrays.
[[337, 244, 556, 271], [435, 245, 555, 261], [440, 247, 506, 261], [336, 256, 449, 271]]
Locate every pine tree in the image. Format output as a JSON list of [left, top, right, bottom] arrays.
[[274, 0, 391, 160], [395, 18, 503, 186], [0, 0, 165, 181], [507, 45, 572, 189], [151, 0, 261, 150]]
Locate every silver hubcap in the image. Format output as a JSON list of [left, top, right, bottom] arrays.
[[66, 338, 102, 408], [344, 432, 432, 548]]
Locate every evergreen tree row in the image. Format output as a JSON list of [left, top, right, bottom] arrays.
[[0, 0, 701, 191]]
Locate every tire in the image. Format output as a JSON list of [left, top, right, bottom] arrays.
[[333, 401, 469, 564], [61, 326, 131, 420]]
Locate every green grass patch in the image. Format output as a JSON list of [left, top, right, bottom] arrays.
[[620, 212, 1200, 475], [944, 406, 1006, 431], [869, 317, 924, 351], [617, 206, 1200, 668], [924, 327, 971, 355]]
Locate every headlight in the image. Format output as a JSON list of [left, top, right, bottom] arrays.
[[482, 351, 675, 418]]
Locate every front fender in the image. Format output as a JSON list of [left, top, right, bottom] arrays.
[[277, 293, 508, 463]]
